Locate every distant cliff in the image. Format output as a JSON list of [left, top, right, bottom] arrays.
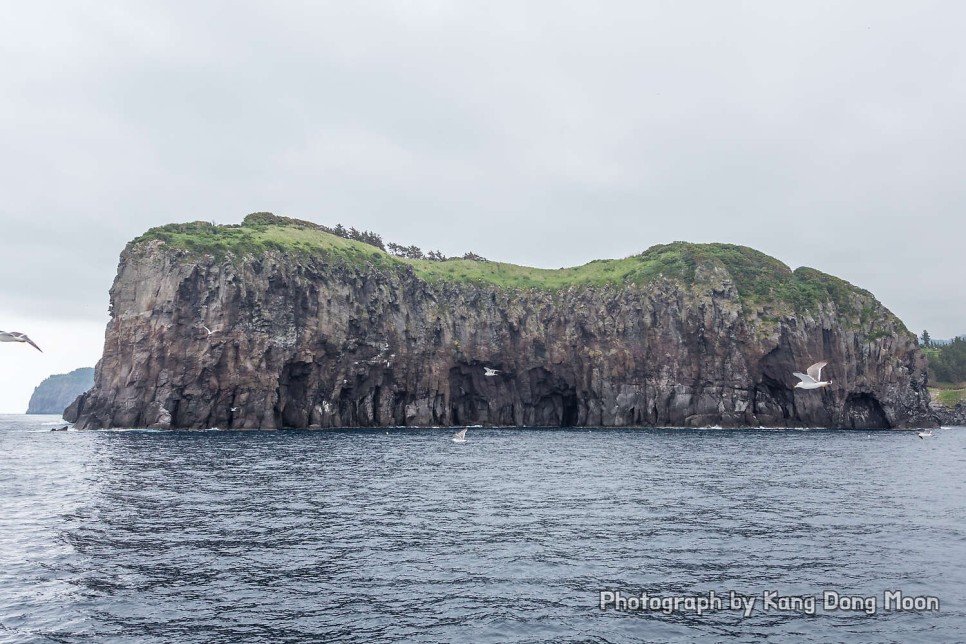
[[934, 402, 966, 426], [28, 367, 94, 415], [929, 390, 966, 426], [66, 213, 936, 430]]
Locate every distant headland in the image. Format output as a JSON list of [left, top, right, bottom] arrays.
[[27, 367, 94, 415]]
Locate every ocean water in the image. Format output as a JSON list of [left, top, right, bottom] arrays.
[[1, 414, 964, 643]]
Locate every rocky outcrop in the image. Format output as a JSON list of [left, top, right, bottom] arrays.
[[67, 215, 936, 430], [930, 399, 966, 426], [27, 367, 94, 415]]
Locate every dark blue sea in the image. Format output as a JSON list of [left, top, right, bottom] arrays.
[[1, 414, 964, 643]]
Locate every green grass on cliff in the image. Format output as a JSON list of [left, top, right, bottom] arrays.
[[132, 216, 400, 270], [132, 213, 877, 315], [402, 242, 868, 312], [930, 386, 966, 406]]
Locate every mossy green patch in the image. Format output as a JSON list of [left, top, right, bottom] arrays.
[[930, 387, 966, 406], [398, 253, 681, 290], [130, 215, 881, 316], [131, 217, 400, 272]]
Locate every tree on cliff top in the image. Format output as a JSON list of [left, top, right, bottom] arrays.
[[929, 336, 966, 383]]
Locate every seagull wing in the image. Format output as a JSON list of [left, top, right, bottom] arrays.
[[792, 372, 817, 384], [806, 361, 827, 382], [454, 428, 467, 439], [12, 332, 42, 352]]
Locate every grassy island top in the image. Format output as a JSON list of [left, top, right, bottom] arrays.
[[132, 212, 878, 314]]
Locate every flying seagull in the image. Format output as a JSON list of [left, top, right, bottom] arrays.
[[484, 367, 501, 377], [452, 428, 468, 443], [0, 330, 42, 352], [201, 325, 217, 337], [917, 429, 934, 439], [792, 361, 830, 390]]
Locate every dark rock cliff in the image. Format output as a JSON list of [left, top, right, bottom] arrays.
[[931, 399, 966, 426], [27, 367, 94, 415], [66, 215, 937, 430]]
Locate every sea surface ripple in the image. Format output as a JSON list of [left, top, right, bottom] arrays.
[[1, 414, 964, 643]]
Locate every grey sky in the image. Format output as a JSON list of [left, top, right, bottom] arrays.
[[1, 1, 964, 411]]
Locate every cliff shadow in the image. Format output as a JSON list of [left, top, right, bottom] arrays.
[[277, 360, 313, 428], [525, 367, 579, 426], [843, 393, 889, 429], [755, 347, 797, 425], [447, 363, 579, 427], [448, 363, 498, 425]]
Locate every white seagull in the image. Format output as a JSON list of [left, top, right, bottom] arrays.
[[917, 429, 934, 439], [201, 325, 216, 338], [484, 367, 501, 377], [452, 428, 468, 443], [0, 330, 42, 352], [792, 361, 831, 390]]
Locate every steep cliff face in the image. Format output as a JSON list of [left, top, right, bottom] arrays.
[[67, 214, 936, 430], [27, 367, 94, 414]]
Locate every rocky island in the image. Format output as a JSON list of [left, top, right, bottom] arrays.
[[66, 213, 936, 430], [27, 367, 94, 415]]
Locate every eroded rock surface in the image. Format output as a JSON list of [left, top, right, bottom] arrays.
[[931, 399, 966, 427]]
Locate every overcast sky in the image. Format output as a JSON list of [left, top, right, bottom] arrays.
[[1, 1, 964, 412]]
